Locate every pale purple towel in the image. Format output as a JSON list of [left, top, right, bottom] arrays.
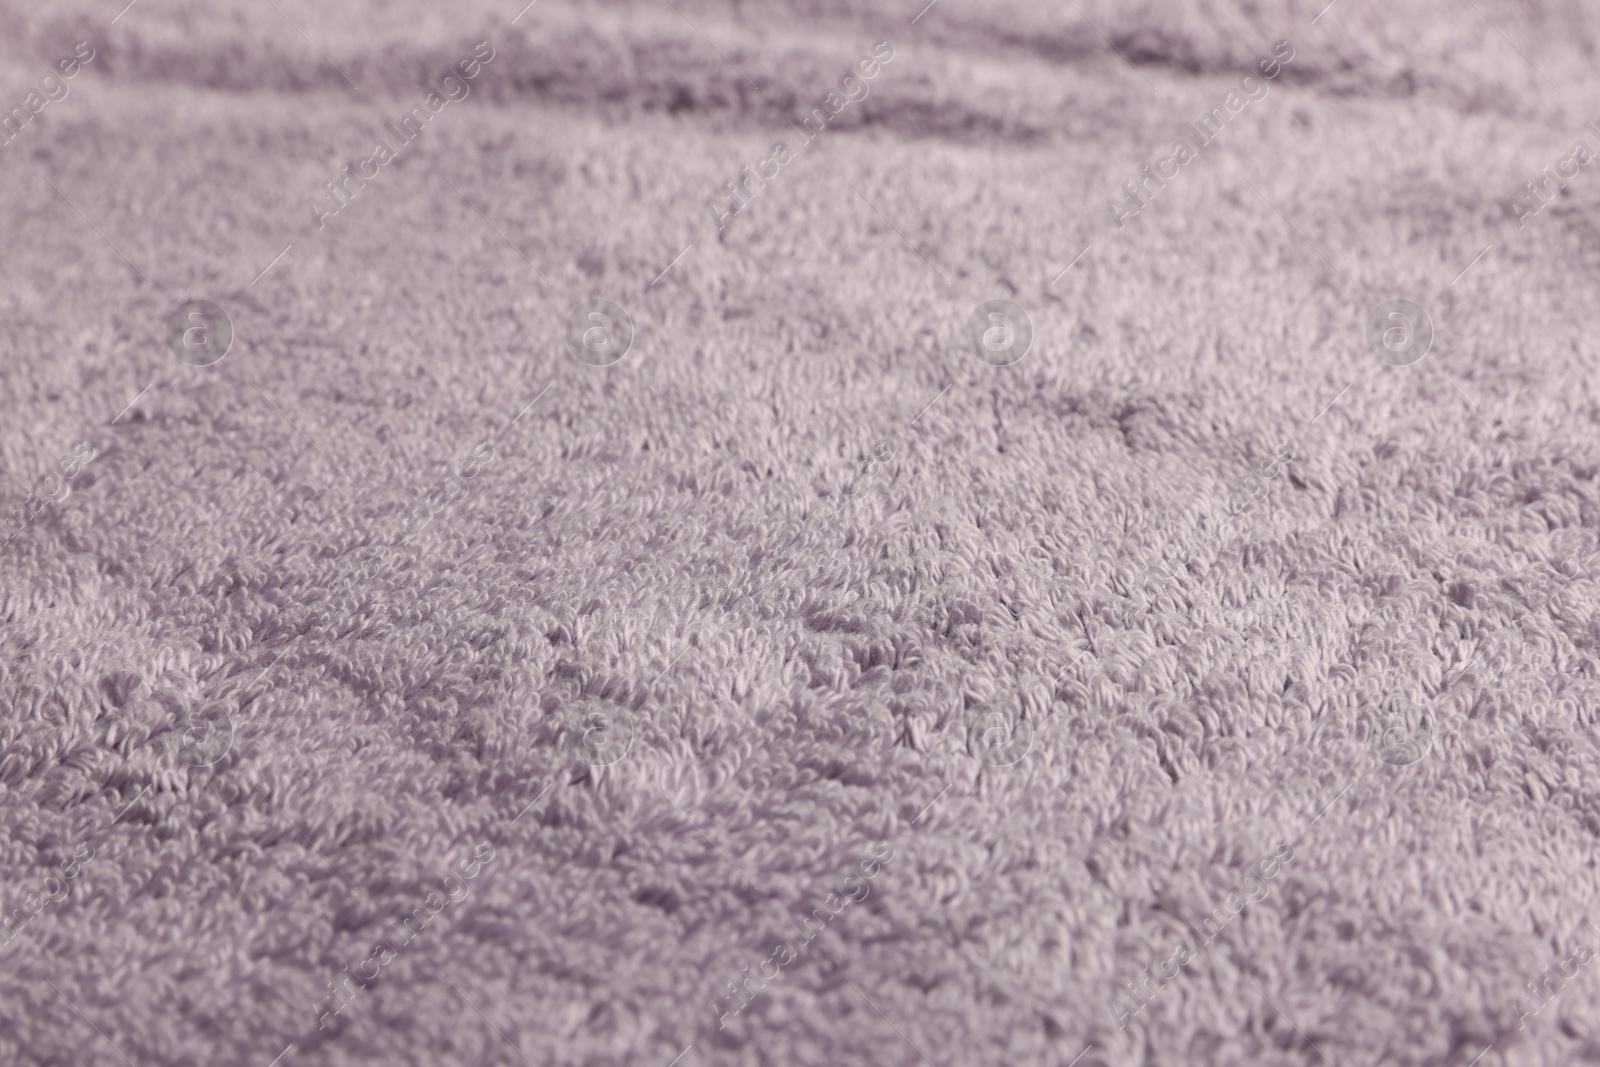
[[1, 1, 1597, 1065]]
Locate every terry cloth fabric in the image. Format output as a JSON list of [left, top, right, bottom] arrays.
[[1, 1, 1598, 1064]]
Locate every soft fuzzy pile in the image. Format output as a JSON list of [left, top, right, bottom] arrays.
[[2, 1, 1599, 1064]]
